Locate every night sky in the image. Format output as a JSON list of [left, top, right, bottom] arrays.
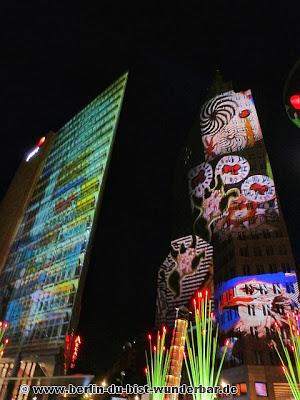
[[1, 1, 300, 377]]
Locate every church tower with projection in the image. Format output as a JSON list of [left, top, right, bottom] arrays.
[[156, 72, 299, 399]]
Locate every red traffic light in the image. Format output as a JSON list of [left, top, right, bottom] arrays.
[[290, 94, 300, 110]]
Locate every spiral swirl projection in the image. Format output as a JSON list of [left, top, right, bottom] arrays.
[[272, 314, 300, 399], [184, 291, 229, 400], [200, 95, 237, 136]]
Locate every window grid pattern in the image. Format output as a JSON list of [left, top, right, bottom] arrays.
[[0, 73, 128, 346]]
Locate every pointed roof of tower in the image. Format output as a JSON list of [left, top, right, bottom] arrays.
[[206, 69, 233, 100]]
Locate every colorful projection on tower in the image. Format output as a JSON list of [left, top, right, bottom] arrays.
[[0, 73, 128, 346], [189, 89, 280, 242], [200, 90, 262, 159], [215, 271, 299, 338], [155, 235, 213, 327]]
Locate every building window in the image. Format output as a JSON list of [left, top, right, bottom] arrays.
[[286, 283, 295, 294], [243, 264, 250, 275], [250, 326, 258, 337], [279, 246, 288, 255], [263, 230, 271, 239], [248, 305, 255, 316], [270, 350, 277, 365], [273, 230, 283, 238], [253, 247, 262, 256], [256, 264, 265, 274], [266, 246, 274, 256], [254, 351, 263, 365], [262, 304, 271, 316], [238, 232, 246, 240], [245, 284, 254, 295], [225, 288, 235, 303], [235, 383, 247, 395], [276, 305, 285, 315], [251, 231, 259, 240], [259, 284, 268, 294], [240, 247, 249, 257], [232, 351, 243, 366], [254, 382, 267, 396], [273, 284, 281, 294], [281, 263, 291, 273], [269, 263, 277, 273]]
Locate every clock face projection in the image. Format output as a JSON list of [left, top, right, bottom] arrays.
[[200, 90, 263, 160], [188, 162, 213, 198], [215, 155, 250, 185], [241, 175, 275, 203]]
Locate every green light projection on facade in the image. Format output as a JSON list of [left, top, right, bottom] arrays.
[[0, 73, 128, 347], [266, 154, 274, 180]]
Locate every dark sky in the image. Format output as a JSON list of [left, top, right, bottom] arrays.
[[1, 1, 300, 376]]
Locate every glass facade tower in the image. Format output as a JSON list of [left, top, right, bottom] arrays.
[[0, 73, 128, 360]]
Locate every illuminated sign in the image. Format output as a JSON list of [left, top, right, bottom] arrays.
[[25, 136, 46, 162], [155, 235, 213, 327], [255, 382, 268, 397], [64, 333, 82, 372], [235, 383, 247, 396]]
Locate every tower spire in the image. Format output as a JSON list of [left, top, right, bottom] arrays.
[[206, 69, 232, 100]]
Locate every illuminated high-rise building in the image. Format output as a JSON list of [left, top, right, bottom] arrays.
[[156, 72, 299, 399], [0, 73, 128, 387], [0, 132, 56, 277]]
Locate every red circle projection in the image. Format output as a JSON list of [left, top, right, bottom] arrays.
[[290, 94, 300, 110], [239, 109, 251, 118]]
